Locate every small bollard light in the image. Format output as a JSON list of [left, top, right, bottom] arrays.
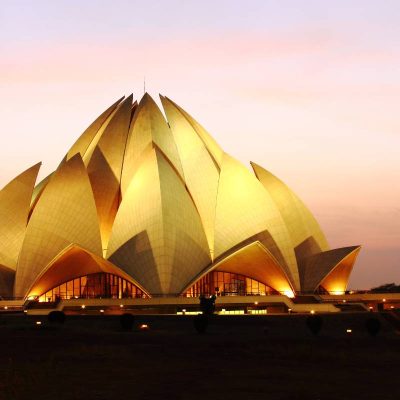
[[36, 321, 42, 326], [4, 306, 8, 310], [81, 305, 86, 309], [310, 310, 315, 314], [120, 304, 124, 308], [346, 329, 352, 334], [288, 308, 292, 314], [382, 298, 386, 302], [100, 309, 104, 313], [139, 324, 149, 331], [390, 306, 394, 309], [254, 301, 258, 305]]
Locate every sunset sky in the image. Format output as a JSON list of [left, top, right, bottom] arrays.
[[1, 0, 399, 288]]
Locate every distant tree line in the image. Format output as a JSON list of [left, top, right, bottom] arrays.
[[369, 283, 400, 293]]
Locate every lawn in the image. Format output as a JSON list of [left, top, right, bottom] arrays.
[[0, 313, 398, 400]]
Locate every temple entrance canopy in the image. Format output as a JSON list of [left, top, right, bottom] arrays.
[[183, 241, 295, 298], [26, 245, 149, 300]]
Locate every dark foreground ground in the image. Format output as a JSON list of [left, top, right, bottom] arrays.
[[0, 312, 399, 400]]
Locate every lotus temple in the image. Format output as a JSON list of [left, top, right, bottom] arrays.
[[6, 93, 396, 314]]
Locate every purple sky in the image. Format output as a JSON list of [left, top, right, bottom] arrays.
[[1, 0, 399, 288]]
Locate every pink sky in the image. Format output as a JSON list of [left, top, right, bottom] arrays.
[[0, 1, 399, 288]]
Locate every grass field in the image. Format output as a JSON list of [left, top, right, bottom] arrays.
[[0, 313, 399, 400]]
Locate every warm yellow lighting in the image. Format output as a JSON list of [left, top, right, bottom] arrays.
[[382, 298, 386, 302], [4, 306, 8, 310], [81, 305, 86, 309], [120, 304, 124, 308], [390, 306, 394, 309], [254, 301, 258, 305], [182, 309, 186, 313], [369, 306, 373, 310], [1, 93, 360, 301], [342, 300, 346, 303], [283, 290, 295, 298], [310, 310, 315, 314], [219, 309, 244, 315], [180, 311, 202, 315], [100, 309, 104, 313], [140, 324, 149, 330], [36, 321, 42, 325], [346, 329, 352, 333], [249, 309, 267, 314], [23, 310, 28, 313], [330, 290, 345, 295]]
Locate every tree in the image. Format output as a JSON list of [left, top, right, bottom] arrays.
[[199, 295, 216, 315], [370, 283, 400, 293]]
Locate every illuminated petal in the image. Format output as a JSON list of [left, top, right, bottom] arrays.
[[161, 96, 219, 258], [182, 241, 295, 297], [108, 148, 211, 295], [299, 246, 361, 293], [26, 245, 148, 299], [161, 96, 223, 167], [0, 264, 15, 297], [66, 97, 124, 161], [15, 154, 102, 297], [0, 163, 41, 269], [251, 162, 329, 255], [121, 93, 184, 196], [86, 96, 133, 252], [215, 154, 299, 288]]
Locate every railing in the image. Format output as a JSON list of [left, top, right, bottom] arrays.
[[1, 290, 400, 303]]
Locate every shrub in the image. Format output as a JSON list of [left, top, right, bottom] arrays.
[[120, 313, 135, 330], [194, 314, 208, 334], [199, 295, 216, 315], [47, 311, 66, 324], [306, 315, 323, 335], [365, 317, 381, 337]]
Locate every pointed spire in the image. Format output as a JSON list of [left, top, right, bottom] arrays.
[[120, 93, 185, 196]]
